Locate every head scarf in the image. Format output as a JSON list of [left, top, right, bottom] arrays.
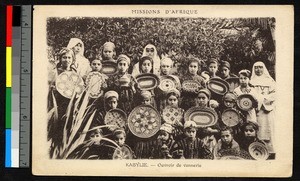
[[184, 121, 197, 129], [117, 54, 131, 65], [160, 57, 173, 66], [250, 61, 275, 86], [142, 44, 161, 74], [239, 69, 251, 78], [140, 90, 152, 99], [198, 88, 211, 100], [166, 88, 181, 98], [160, 123, 174, 134], [223, 92, 237, 102], [104, 90, 119, 100], [67, 38, 85, 56], [220, 61, 231, 69], [103, 42, 115, 50]]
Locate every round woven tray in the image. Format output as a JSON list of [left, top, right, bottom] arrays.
[[248, 142, 269, 160], [55, 71, 84, 99], [136, 73, 160, 91], [184, 107, 218, 127], [207, 78, 229, 95], [85, 72, 104, 98], [112, 145, 133, 160], [162, 106, 184, 125], [182, 80, 202, 94], [237, 94, 255, 111], [221, 108, 240, 127], [158, 75, 177, 92], [104, 108, 127, 131], [128, 105, 161, 138], [101, 61, 118, 76]]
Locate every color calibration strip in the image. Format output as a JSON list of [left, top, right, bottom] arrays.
[[6, 5, 26, 168], [6, 5, 13, 167]]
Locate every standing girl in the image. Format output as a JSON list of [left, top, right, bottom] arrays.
[[180, 57, 206, 111], [234, 70, 259, 123], [67, 38, 91, 79], [107, 54, 138, 114]]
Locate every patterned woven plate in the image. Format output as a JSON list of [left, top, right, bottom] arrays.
[[225, 77, 240, 92], [237, 94, 255, 111], [128, 105, 161, 138], [85, 72, 103, 98], [135, 73, 160, 91], [249, 142, 269, 160], [101, 61, 118, 76], [184, 107, 218, 127], [158, 75, 176, 92], [221, 108, 240, 127], [182, 80, 202, 94], [162, 106, 184, 125], [104, 108, 127, 131], [207, 78, 230, 95], [112, 145, 133, 160], [55, 71, 84, 99]]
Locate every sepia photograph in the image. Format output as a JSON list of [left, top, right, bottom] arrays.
[[32, 5, 293, 177]]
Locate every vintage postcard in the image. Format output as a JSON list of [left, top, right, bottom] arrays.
[[32, 5, 293, 177]]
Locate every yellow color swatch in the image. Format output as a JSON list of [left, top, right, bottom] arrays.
[[6, 47, 12, 87]]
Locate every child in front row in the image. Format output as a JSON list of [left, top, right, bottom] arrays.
[[213, 126, 240, 159], [238, 121, 265, 154], [171, 121, 211, 159], [150, 123, 175, 159], [105, 128, 135, 159]]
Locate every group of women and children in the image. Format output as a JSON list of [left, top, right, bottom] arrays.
[[48, 37, 276, 160]]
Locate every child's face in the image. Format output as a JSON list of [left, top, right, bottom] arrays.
[[189, 62, 199, 75], [167, 95, 178, 107], [103, 46, 114, 60], [157, 131, 170, 143], [141, 59, 152, 73], [91, 60, 102, 72], [221, 66, 230, 78], [114, 133, 125, 146], [224, 99, 235, 108], [244, 125, 256, 139], [254, 65, 264, 76], [90, 132, 101, 145], [161, 63, 172, 75], [118, 60, 129, 73], [61, 52, 73, 68], [142, 98, 152, 105], [196, 93, 209, 108], [107, 97, 118, 110], [73, 43, 82, 54], [185, 128, 197, 140], [145, 47, 155, 58], [239, 74, 250, 87], [221, 130, 233, 145], [208, 62, 218, 74]]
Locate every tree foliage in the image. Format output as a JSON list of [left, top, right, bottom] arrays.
[[47, 17, 275, 78]]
